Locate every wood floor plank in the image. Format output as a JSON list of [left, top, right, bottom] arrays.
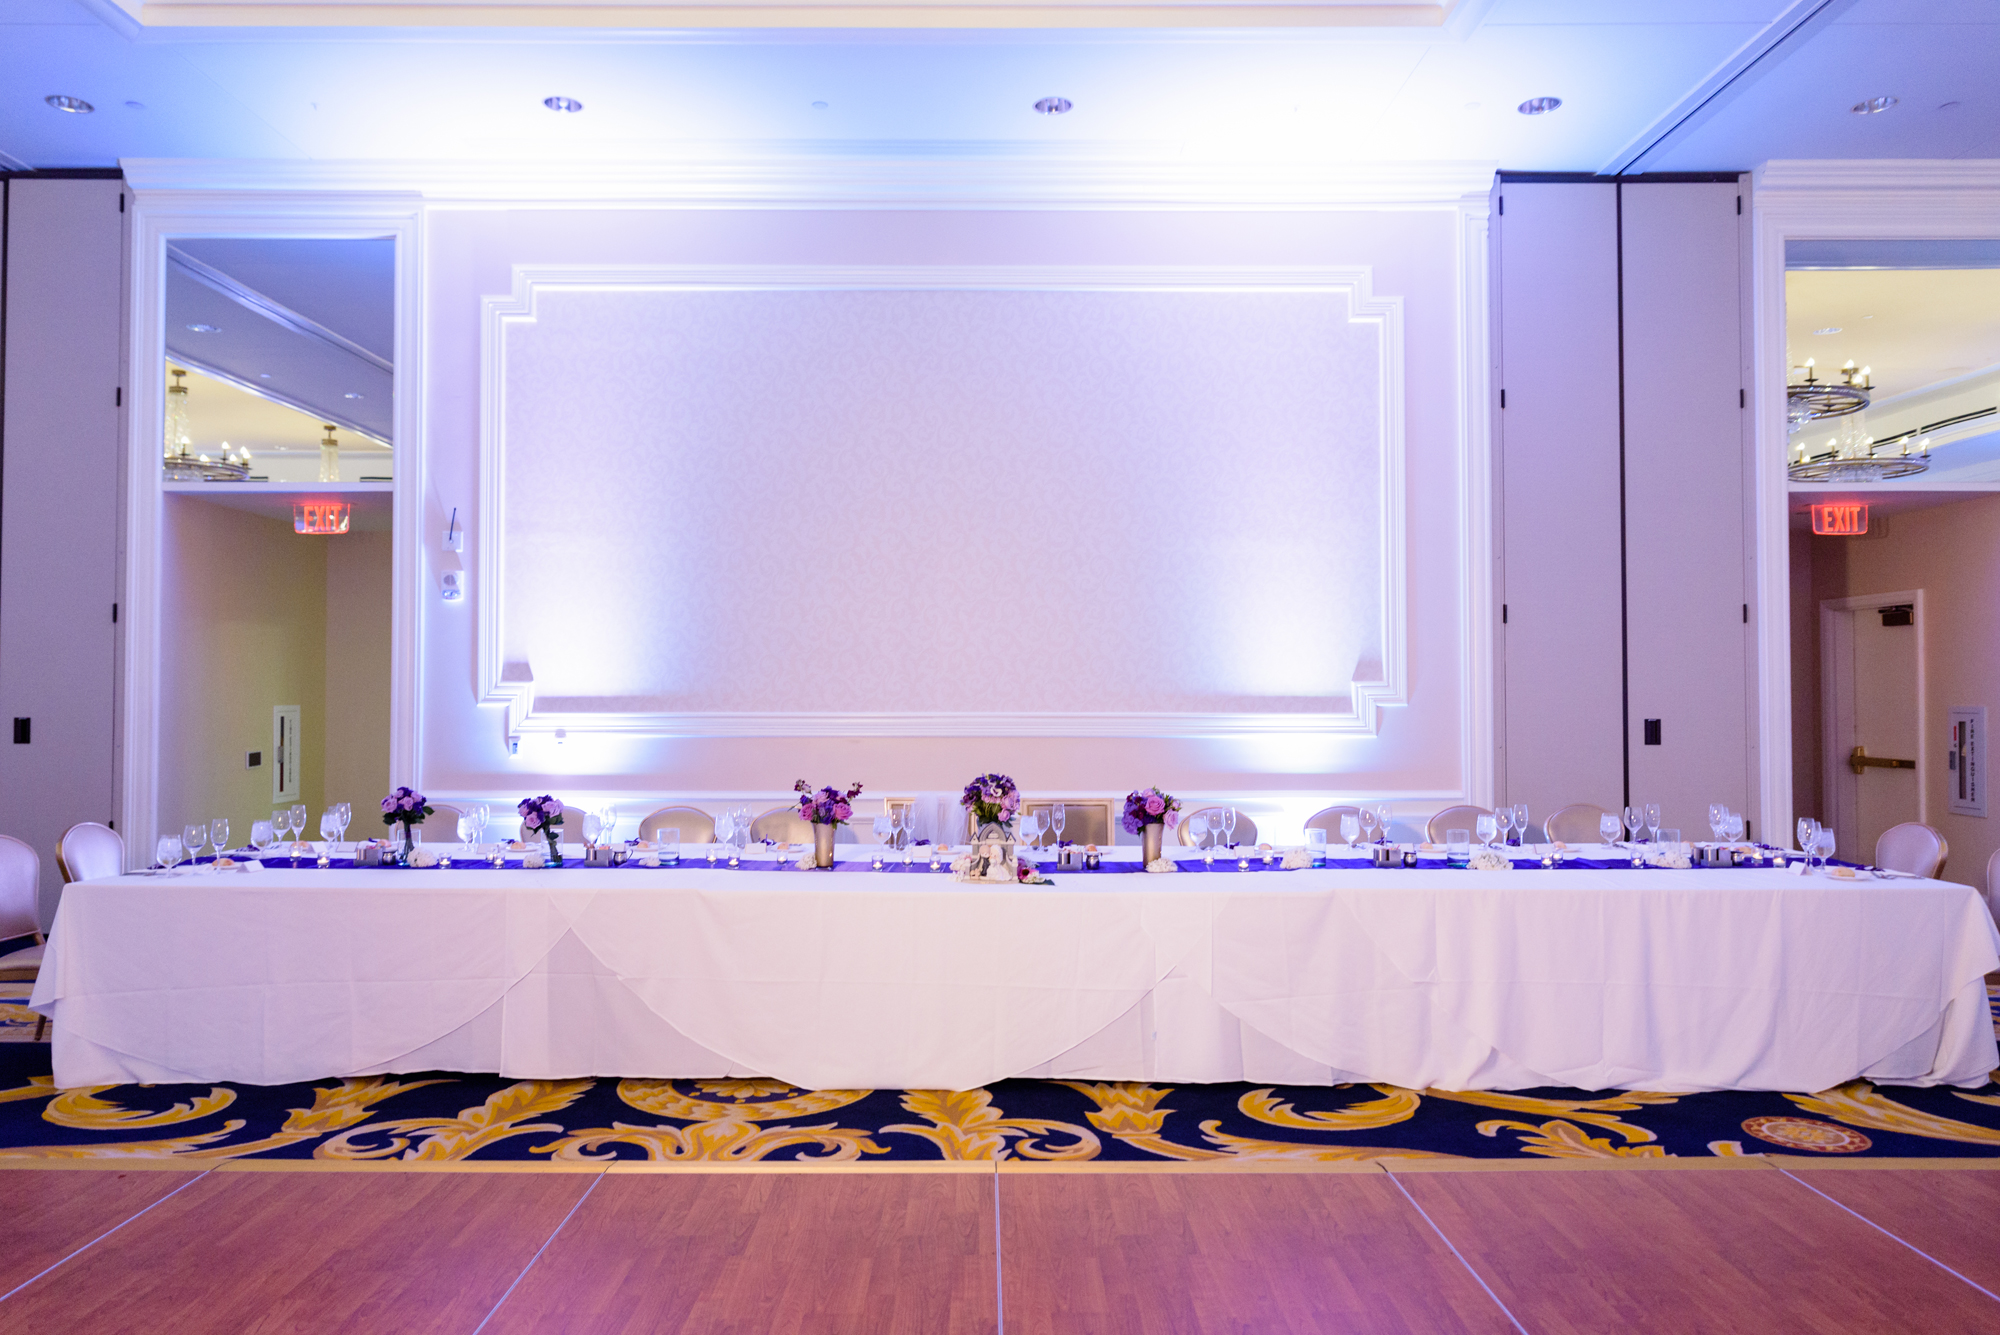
[[0, 1168, 203, 1297], [1399, 1164, 2000, 1334], [1787, 1167, 2000, 1295], [1000, 1171, 1517, 1334], [0, 1166, 597, 1333], [482, 1171, 997, 1335]]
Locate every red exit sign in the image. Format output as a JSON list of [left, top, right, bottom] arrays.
[[1810, 502, 1869, 536]]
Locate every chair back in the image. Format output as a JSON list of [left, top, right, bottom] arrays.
[[1875, 822, 1947, 879], [0, 837, 39, 941], [1544, 803, 1614, 845], [1176, 807, 1260, 847], [1425, 805, 1492, 844], [59, 822, 124, 883], [750, 807, 820, 844], [1985, 848, 2000, 931], [639, 805, 716, 843], [1304, 806, 1363, 840], [424, 804, 467, 837], [1020, 801, 1111, 848]]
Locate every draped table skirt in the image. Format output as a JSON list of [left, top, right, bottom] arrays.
[[32, 863, 2000, 1093]]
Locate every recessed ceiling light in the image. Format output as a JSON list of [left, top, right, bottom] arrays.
[[1034, 97, 1073, 116], [1517, 97, 1562, 115], [343, 392, 363, 400], [1851, 95, 1898, 115], [259, 372, 272, 379], [124, 101, 145, 111], [811, 101, 828, 111], [1813, 326, 1842, 335], [543, 96, 584, 113], [185, 323, 220, 333], [45, 95, 93, 114]]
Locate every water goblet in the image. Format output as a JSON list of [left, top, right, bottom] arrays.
[[1809, 827, 1836, 871], [1726, 812, 1745, 845], [210, 818, 231, 860], [250, 819, 274, 855], [1599, 812, 1623, 848], [1475, 813, 1498, 850], [184, 823, 208, 868], [1644, 803, 1662, 843], [1019, 813, 1043, 851], [1708, 803, 1727, 842], [157, 834, 182, 873], [1340, 813, 1360, 851], [1306, 828, 1327, 866], [1796, 816, 1819, 856], [290, 802, 308, 839], [319, 811, 340, 866], [873, 815, 892, 851]]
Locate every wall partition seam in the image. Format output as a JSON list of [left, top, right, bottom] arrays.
[[1615, 182, 1632, 810]]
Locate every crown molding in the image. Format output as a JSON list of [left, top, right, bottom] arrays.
[[1755, 159, 2000, 196], [120, 154, 1498, 209]]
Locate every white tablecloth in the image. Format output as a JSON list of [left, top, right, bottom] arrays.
[[31, 861, 2000, 1093]]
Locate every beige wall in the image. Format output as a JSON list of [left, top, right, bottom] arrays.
[[160, 496, 327, 846], [1801, 494, 2000, 887], [323, 529, 392, 815]]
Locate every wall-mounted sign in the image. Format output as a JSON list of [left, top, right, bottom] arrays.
[[1810, 502, 1869, 536], [1949, 705, 1984, 818], [293, 501, 351, 535]]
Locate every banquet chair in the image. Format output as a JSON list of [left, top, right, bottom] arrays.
[[639, 806, 716, 844], [424, 804, 466, 837], [0, 836, 48, 1041], [58, 822, 124, 883], [1425, 805, 1491, 844], [1176, 808, 1259, 847], [1543, 803, 1615, 845], [1875, 822, 1948, 880], [1021, 801, 1111, 848], [1985, 848, 2000, 930], [751, 807, 854, 844], [1304, 806, 1363, 840]]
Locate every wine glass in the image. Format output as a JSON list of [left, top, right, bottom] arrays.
[[1512, 804, 1529, 847], [1375, 805, 1393, 842], [1021, 812, 1044, 850], [599, 804, 619, 846], [315, 810, 337, 865], [1708, 803, 1727, 842], [1726, 812, 1745, 844], [210, 817, 231, 859], [1600, 812, 1623, 847], [873, 814, 893, 850], [289, 803, 308, 843], [250, 819, 274, 854], [459, 811, 480, 856], [1051, 802, 1066, 847], [1358, 808, 1379, 843], [1475, 813, 1498, 850], [157, 834, 182, 873], [183, 822, 208, 866], [1340, 813, 1360, 851], [1809, 827, 1836, 871], [1494, 808, 1515, 847], [709, 812, 729, 865], [1643, 803, 1662, 843], [1624, 806, 1644, 844], [1797, 816, 1819, 854], [1221, 807, 1239, 848]]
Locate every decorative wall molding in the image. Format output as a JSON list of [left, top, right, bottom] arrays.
[[121, 156, 1500, 211], [121, 192, 425, 858], [479, 262, 1410, 743], [1748, 160, 2000, 840]]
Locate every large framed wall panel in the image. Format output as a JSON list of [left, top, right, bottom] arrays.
[[1495, 182, 1625, 821], [0, 178, 126, 920], [1621, 180, 1752, 834]]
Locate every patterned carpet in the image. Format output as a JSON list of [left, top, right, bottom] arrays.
[[0, 985, 1993, 1164]]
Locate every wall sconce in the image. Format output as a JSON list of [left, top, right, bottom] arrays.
[[293, 501, 351, 535]]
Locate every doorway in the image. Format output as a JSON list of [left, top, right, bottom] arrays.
[[1820, 590, 1924, 866]]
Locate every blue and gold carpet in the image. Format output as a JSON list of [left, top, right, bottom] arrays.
[[0, 986, 1994, 1164]]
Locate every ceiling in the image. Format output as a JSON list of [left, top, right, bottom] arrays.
[[1784, 268, 2000, 400], [0, 0, 1993, 174], [176, 363, 392, 456]]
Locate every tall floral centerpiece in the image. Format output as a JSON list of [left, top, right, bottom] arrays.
[[795, 780, 862, 869], [518, 794, 566, 866], [1122, 787, 1182, 866], [958, 773, 1022, 882], [380, 786, 433, 863]]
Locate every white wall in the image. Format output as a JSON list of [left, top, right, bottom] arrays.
[[417, 207, 1488, 838], [0, 178, 126, 923]]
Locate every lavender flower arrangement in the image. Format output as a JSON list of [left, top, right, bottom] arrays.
[[961, 773, 1021, 828], [518, 795, 566, 861], [795, 780, 863, 826], [1121, 787, 1182, 835], [380, 786, 434, 830]]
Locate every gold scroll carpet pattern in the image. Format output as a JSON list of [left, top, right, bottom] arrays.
[[0, 985, 1992, 1164]]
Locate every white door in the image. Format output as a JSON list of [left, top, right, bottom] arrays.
[[1822, 595, 1922, 864]]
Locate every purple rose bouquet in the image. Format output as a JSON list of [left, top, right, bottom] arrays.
[[518, 795, 566, 861], [380, 786, 434, 830], [961, 773, 1021, 828], [795, 780, 863, 826], [1121, 787, 1182, 834]]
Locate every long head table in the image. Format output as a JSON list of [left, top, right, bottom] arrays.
[[31, 853, 2000, 1093]]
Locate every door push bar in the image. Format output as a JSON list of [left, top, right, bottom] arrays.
[[1850, 745, 1917, 776]]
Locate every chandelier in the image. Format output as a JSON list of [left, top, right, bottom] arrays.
[[1786, 358, 1929, 483], [162, 367, 252, 482]]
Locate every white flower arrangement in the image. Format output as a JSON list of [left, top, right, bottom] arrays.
[[1146, 857, 1178, 874], [794, 853, 817, 870], [407, 847, 440, 868], [1467, 848, 1513, 872], [1646, 848, 1693, 869], [638, 853, 661, 868], [1280, 848, 1313, 869], [523, 849, 547, 869]]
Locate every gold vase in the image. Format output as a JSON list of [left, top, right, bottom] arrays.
[[1141, 823, 1164, 864], [813, 823, 836, 868]]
